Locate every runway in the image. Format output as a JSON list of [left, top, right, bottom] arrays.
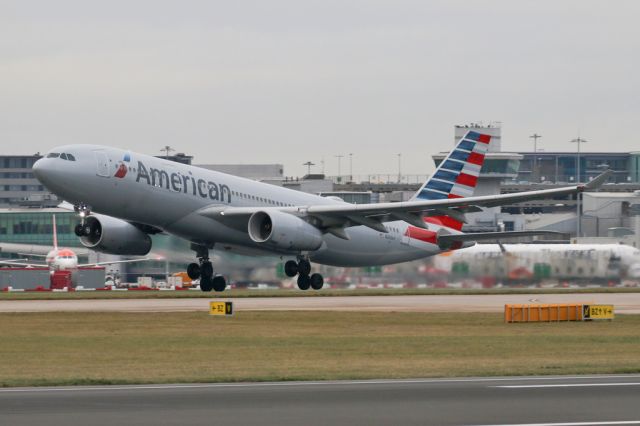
[[1, 375, 639, 426], [1, 292, 640, 313]]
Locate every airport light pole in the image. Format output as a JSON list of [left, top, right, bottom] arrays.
[[161, 145, 175, 159], [349, 153, 353, 183], [397, 153, 402, 183], [570, 137, 588, 239], [529, 133, 542, 182], [570, 137, 588, 183], [302, 161, 315, 175], [335, 155, 344, 182]]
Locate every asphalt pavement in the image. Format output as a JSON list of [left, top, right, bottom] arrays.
[[1, 375, 639, 426], [2, 292, 640, 313]]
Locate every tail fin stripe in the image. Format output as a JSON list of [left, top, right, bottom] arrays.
[[433, 169, 459, 182], [457, 140, 476, 151], [441, 160, 465, 172], [461, 162, 482, 176], [450, 186, 474, 197], [473, 143, 489, 154], [419, 189, 449, 200], [467, 152, 485, 166], [425, 180, 454, 193], [456, 173, 478, 187], [449, 150, 471, 162], [466, 131, 492, 143]]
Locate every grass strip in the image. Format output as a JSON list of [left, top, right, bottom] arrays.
[[0, 311, 638, 387]]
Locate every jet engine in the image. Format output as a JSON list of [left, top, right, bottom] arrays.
[[76, 215, 152, 255], [247, 210, 323, 252]]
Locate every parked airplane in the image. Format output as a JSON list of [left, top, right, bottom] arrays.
[[434, 243, 640, 283], [0, 215, 151, 284], [32, 130, 610, 292]]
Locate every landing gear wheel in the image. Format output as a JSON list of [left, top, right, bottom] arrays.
[[284, 260, 298, 277], [200, 276, 213, 292], [74, 224, 84, 237], [200, 261, 213, 279], [187, 263, 201, 280], [212, 275, 227, 292], [310, 273, 324, 290], [297, 274, 311, 290], [297, 259, 311, 276]]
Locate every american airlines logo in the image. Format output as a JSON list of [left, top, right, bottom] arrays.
[[134, 161, 232, 203]]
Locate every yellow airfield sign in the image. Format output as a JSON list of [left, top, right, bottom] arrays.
[[583, 304, 614, 320], [209, 301, 233, 316]]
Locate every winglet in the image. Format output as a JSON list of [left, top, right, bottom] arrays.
[[583, 169, 612, 191]]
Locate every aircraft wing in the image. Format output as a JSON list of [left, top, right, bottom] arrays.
[[199, 170, 610, 235], [78, 258, 156, 268], [0, 242, 90, 257], [0, 260, 47, 268]]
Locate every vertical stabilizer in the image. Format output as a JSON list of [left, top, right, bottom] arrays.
[[410, 130, 492, 231], [52, 215, 58, 250], [413, 130, 491, 201]]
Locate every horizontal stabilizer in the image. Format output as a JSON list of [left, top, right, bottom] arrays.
[[438, 230, 562, 244]]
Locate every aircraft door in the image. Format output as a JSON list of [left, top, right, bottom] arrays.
[[94, 151, 110, 177]]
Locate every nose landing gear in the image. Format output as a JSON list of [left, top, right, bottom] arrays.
[[188, 243, 226, 292], [285, 258, 323, 290], [73, 204, 93, 236]]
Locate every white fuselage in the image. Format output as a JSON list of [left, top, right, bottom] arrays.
[[46, 248, 79, 272], [34, 145, 460, 267], [435, 243, 640, 280]]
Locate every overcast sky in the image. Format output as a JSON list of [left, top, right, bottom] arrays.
[[1, 1, 639, 177]]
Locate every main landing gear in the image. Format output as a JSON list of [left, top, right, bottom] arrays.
[[284, 257, 324, 291], [187, 244, 226, 292]]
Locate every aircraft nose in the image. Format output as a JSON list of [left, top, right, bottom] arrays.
[[32, 157, 58, 186], [32, 158, 47, 181]]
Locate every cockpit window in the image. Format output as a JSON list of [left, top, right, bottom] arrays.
[[48, 152, 77, 161]]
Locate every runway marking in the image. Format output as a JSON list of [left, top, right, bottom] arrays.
[[1, 375, 640, 393], [495, 383, 640, 389], [471, 421, 640, 426]]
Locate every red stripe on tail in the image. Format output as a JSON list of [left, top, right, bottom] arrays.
[[456, 173, 478, 188], [467, 152, 485, 165], [478, 134, 491, 144]]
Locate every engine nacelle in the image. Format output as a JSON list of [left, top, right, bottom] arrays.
[[78, 215, 152, 256], [248, 210, 323, 252]]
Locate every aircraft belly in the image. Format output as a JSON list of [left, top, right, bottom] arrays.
[[164, 213, 255, 248], [310, 226, 434, 267]]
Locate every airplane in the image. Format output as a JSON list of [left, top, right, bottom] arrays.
[[0, 215, 152, 285], [31, 130, 611, 292], [434, 243, 640, 283]]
